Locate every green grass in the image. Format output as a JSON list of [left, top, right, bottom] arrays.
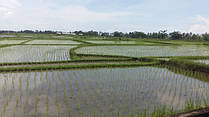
[[0, 62, 158, 72], [0, 58, 135, 66], [0, 44, 17, 48]]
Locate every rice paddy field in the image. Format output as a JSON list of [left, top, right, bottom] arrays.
[[0, 40, 27, 44], [25, 40, 80, 45], [0, 35, 16, 38], [0, 45, 75, 63], [0, 67, 209, 117], [75, 45, 209, 57], [193, 60, 209, 65], [86, 41, 137, 44], [52, 36, 73, 39], [0, 33, 209, 117]]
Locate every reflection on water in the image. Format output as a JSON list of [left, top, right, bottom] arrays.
[[76, 45, 209, 57], [0, 67, 208, 117], [0, 35, 16, 38], [0, 45, 75, 63], [86, 41, 137, 44], [194, 60, 209, 65], [0, 40, 27, 44]]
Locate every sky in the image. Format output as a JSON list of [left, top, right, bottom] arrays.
[[0, 0, 209, 33]]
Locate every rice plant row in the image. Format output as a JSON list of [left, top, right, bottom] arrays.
[[0, 45, 76, 63], [75, 45, 209, 57], [0, 67, 208, 117]]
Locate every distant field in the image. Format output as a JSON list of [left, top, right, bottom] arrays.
[[0, 35, 16, 38], [22, 35, 33, 37], [86, 40, 137, 44], [52, 36, 73, 39], [76, 45, 209, 57], [25, 40, 80, 44], [0, 45, 75, 63], [0, 40, 27, 44], [193, 60, 209, 65]]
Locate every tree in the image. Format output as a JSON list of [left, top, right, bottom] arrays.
[[85, 31, 99, 36], [191, 34, 200, 40], [113, 31, 124, 37], [158, 30, 168, 39], [74, 31, 84, 35], [128, 32, 146, 38], [202, 33, 209, 41], [101, 32, 110, 37], [169, 31, 182, 40]]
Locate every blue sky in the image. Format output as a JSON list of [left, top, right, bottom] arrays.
[[0, 0, 209, 33]]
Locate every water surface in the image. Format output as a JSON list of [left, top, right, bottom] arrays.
[[0, 67, 208, 117], [76, 45, 209, 57], [0, 45, 75, 63]]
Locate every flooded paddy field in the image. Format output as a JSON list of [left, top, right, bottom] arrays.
[[25, 40, 80, 45], [193, 60, 209, 65], [0, 35, 16, 38], [0, 40, 27, 44], [86, 41, 137, 44], [0, 67, 208, 117], [76, 45, 209, 57], [0, 45, 76, 63], [0, 34, 209, 117]]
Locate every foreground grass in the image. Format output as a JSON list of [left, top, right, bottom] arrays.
[[0, 44, 17, 48]]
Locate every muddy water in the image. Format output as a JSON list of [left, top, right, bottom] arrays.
[[0, 67, 208, 117]]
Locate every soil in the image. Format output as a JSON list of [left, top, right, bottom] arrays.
[[168, 107, 209, 117]]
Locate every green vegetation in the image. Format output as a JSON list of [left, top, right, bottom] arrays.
[[0, 62, 157, 72]]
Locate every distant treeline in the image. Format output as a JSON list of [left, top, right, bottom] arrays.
[[0, 30, 209, 41], [0, 30, 57, 34], [75, 30, 209, 41]]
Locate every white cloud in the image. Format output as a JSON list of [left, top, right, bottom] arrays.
[[189, 16, 209, 33], [0, 0, 20, 8], [49, 6, 132, 23], [0, 0, 20, 17], [0, 0, 134, 31]]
